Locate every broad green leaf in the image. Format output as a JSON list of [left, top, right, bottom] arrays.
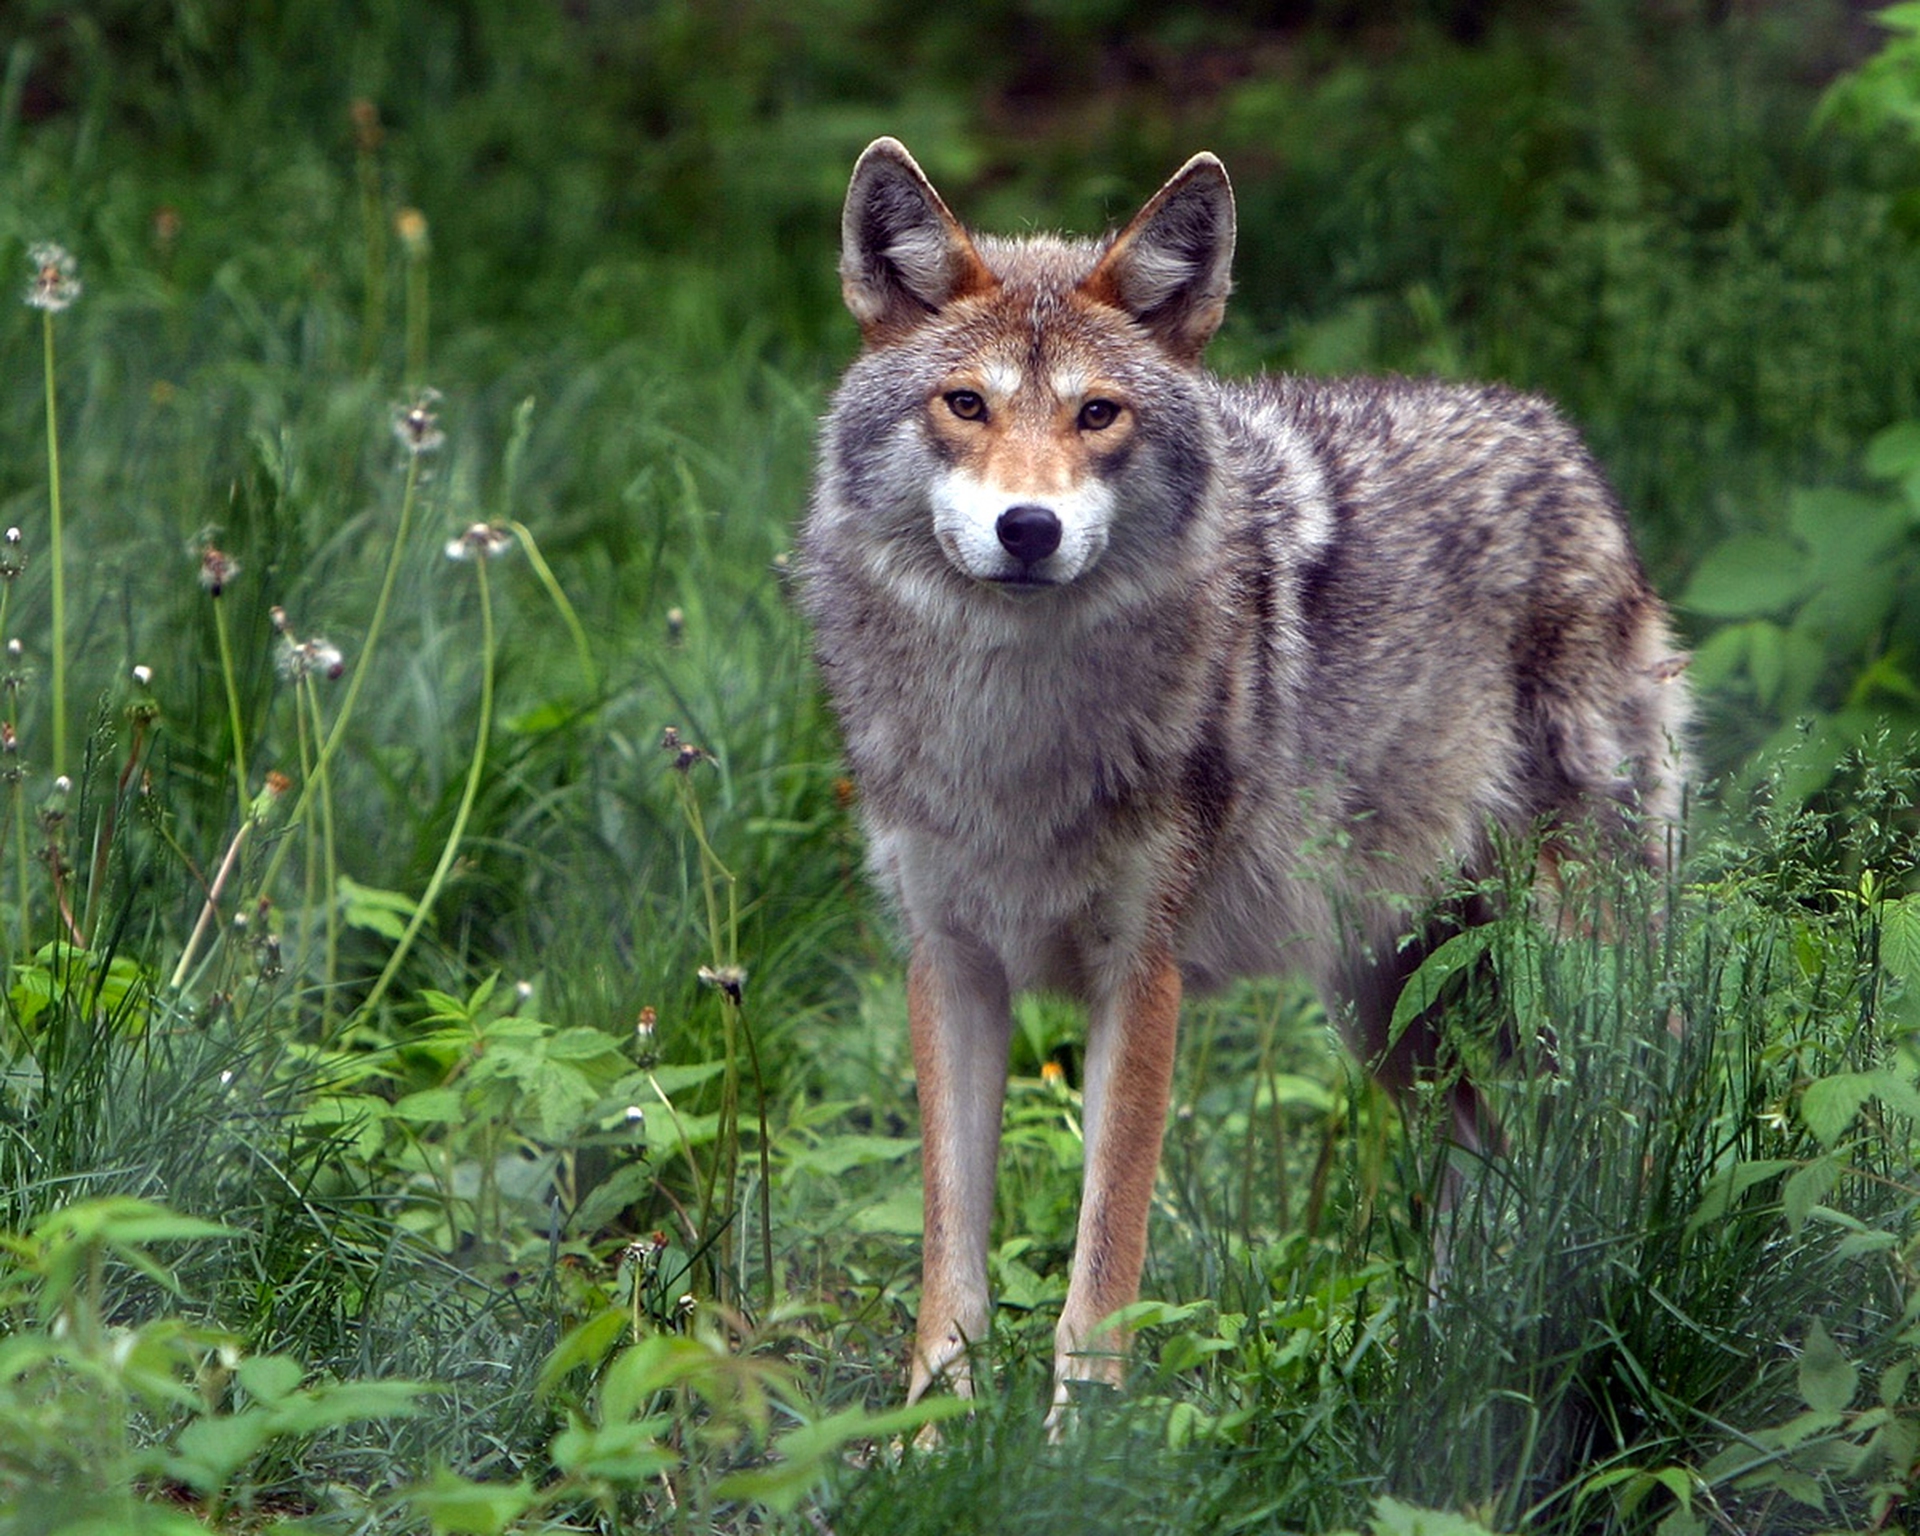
[[1800, 1072, 1873, 1146], [1782, 1155, 1840, 1232], [536, 1308, 631, 1398], [782, 1134, 917, 1177], [550, 1414, 677, 1481], [335, 875, 419, 941], [406, 1467, 536, 1536], [1881, 894, 1920, 985], [1677, 534, 1814, 618], [715, 1398, 970, 1513], [1387, 927, 1495, 1048], [1688, 1159, 1794, 1231], [1786, 486, 1908, 579], [168, 1412, 279, 1492], [1368, 1496, 1499, 1536], [237, 1353, 305, 1404], [1799, 1318, 1859, 1415], [390, 1088, 467, 1124]]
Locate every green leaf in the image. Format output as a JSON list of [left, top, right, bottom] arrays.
[[406, 1467, 537, 1536], [550, 1414, 678, 1481], [782, 1134, 917, 1177], [1867, 421, 1920, 479], [336, 875, 419, 941], [237, 1353, 305, 1404], [1688, 1159, 1795, 1231], [168, 1412, 280, 1493], [1799, 1319, 1859, 1415], [536, 1308, 631, 1398], [1387, 927, 1494, 1048], [715, 1398, 971, 1513], [1678, 534, 1815, 618], [1368, 1496, 1499, 1536], [1786, 486, 1908, 580], [1782, 1155, 1840, 1233], [1801, 1072, 1873, 1146]]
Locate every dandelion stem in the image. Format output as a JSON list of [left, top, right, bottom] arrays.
[[303, 676, 342, 1032], [509, 520, 599, 695], [168, 816, 253, 993], [40, 311, 65, 779], [212, 596, 249, 826], [354, 551, 493, 1021], [255, 452, 422, 904]]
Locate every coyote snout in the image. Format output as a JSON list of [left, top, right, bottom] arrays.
[[801, 136, 1688, 1429]]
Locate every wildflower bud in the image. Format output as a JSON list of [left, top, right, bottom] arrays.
[[635, 1006, 658, 1067], [350, 98, 384, 154], [152, 206, 181, 254], [6, 529, 20, 546], [515, 979, 534, 1004], [264, 770, 291, 798], [24, 243, 81, 312], [395, 208, 430, 257], [1, 725, 14, 752], [6, 640, 19, 660], [269, 605, 290, 634], [52, 776, 69, 796], [624, 1104, 646, 1130], [666, 607, 685, 642], [132, 664, 152, 687]]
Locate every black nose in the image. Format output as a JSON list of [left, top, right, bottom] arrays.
[[995, 504, 1062, 564]]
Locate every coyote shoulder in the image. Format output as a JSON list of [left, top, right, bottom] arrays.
[[800, 137, 1688, 1421]]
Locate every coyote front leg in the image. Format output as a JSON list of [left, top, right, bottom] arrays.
[[906, 935, 1013, 1404], [1047, 951, 1182, 1430]]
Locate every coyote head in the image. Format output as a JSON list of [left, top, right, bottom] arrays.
[[835, 139, 1236, 592]]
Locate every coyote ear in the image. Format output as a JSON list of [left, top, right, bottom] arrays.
[[840, 138, 996, 344], [1083, 153, 1235, 363]]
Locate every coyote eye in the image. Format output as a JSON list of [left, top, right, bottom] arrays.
[[944, 390, 987, 422], [1078, 399, 1122, 431]]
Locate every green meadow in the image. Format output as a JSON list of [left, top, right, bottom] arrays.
[[2, 2, 1920, 1530]]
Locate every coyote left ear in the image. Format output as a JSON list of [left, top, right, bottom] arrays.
[[1083, 153, 1236, 363]]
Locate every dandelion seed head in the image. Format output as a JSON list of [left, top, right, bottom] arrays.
[[198, 545, 239, 596], [24, 243, 81, 312], [277, 634, 344, 683], [697, 963, 747, 1004], [393, 389, 445, 457], [444, 522, 515, 562]]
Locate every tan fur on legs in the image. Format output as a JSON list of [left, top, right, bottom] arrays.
[[1046, 952, 1182, 1434], [905, 939, 1012, 1405]]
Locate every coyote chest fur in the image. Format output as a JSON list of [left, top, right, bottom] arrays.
[[800, 138, 1688, 1421]]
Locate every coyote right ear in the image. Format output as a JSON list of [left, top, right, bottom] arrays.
[[840, 138, 997, 345]]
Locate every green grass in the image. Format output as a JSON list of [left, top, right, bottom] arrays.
[[0, 2, 1918, 1531]]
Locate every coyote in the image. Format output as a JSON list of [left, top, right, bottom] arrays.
[[799, 138, 1687, 1421]]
